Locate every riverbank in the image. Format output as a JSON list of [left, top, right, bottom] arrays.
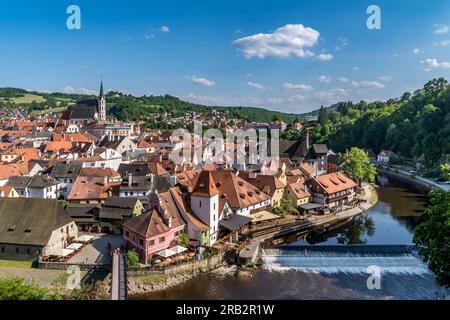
[[377, 166, 449, 191]]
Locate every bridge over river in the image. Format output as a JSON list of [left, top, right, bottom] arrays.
[[261, 245, 431, 274], [111, 251, 128, 300]]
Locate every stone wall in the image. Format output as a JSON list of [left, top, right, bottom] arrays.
[[128, 253, 224, 277]]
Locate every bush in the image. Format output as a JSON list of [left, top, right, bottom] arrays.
[[126, 250, 140, 268], [0, 278, 61, 300], [178, 233, 190, 247]]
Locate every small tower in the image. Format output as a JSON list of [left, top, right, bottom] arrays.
[[98, 81, 106, 121]]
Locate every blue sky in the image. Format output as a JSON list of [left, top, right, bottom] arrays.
[[1, 0, 450, 113]]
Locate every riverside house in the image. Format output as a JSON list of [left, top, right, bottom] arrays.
[[123, 193, 186, 263], [307, 172, 357, 210]]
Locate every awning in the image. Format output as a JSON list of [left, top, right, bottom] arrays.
[[75, 235, 94, 243], [219, 214, 252, 231], [66, 243, 83, 250], [54, 248, 75, 257], [299, 203, 324, 210], [155, 245, 188, 258], [250, 210, 280, 223]]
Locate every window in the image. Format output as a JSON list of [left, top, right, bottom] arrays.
[[149, 240, 155, 246], [1, 247, 4, 252], [199, 201, 202, 208], [139, 239, 144, 246], [27, 249, 30, 254], [213, 203, 216, 210], [16, 248, 19, 253], [125, 231, 129, 237], [159, 236, 165, 243]]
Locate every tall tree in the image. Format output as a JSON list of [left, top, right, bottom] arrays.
[[414, 190, 450, 287], [339, 147, 376, 186], [318, 106, 328, 125]]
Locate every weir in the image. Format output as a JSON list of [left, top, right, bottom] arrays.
[[261, 245, 431, 274]]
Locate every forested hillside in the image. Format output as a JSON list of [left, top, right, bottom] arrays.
[[311, 78, 450, 165]]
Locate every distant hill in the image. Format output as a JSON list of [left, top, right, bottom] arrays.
[[0, 88, 313, 123]]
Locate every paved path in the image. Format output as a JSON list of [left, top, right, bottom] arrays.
[[69, 234, 122, 264], [380, 166, 450, 192]]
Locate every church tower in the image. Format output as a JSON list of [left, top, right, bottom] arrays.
[[98, 81, 106, 121]]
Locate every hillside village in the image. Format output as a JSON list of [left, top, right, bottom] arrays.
[[0, 82, 368, 268]]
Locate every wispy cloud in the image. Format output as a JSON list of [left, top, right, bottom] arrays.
[[420, 58, 450, 71], [434, 24, 449, 34], [160, 26, 170, 33], [282, 82, 313, 91], [315, 88, 350, 103], [318, 75, 331, 83], [245, 81, 266, 90], [413, 48, 421, 54], [185, 75, 216, 87], [337, 77, 349, 83], [316, 53, 334, 61], [63, 86, 97, 95], [433, 40, 450, 46], [232, 24, 320, 59], [352, 81, 385, 89], [334, 37, 349, 51]]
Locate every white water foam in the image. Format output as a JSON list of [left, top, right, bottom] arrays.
[[261, 249, 431, 275]]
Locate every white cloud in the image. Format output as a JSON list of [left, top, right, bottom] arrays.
[[337, 77, 349, 83], [186, 75, 216, 87], [413, 48, 421, 54], [316, 53, 334, 61], [315, 88, 350, 103], [232, 24, 320, 59], [318, 75, 331, 83], [63, 86, 97, 95], [245, 81, 266, 90], [160, 26, 170, 33], [282, 82, 313, 91], [352, 81, 385, 89], [335, 37, 349, 51], [433, 40, 450, 46], [266, 97, 284, 105], [378, 75, 392, 82], [420, 58, 450, 71], [434, 24, 449, 34], [288, 95, 306, 102], [352, 67, 360, 71]]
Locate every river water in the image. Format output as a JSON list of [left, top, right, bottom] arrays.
[[132, 175, 448, 300]]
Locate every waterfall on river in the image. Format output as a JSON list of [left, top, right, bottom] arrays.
[[261, 247, 432, 275]]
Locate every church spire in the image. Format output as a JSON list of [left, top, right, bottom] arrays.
[[98, 80, 106, 121]]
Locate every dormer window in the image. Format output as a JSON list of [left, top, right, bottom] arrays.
[[7, 227, 15, 232]]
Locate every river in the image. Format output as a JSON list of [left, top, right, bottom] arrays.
[[132, 175, 448, 300]]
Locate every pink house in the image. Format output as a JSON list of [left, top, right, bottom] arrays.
[[123, 192, 186, 263]]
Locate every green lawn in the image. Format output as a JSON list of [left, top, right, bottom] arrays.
[[0, 260, 34, 269], [31, 106, 68, 115], [10, 94, 46, 104]]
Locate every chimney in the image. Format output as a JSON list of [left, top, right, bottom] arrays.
[[128, 173, 133, 187]]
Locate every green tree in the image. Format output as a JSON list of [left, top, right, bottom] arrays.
[[414, 190, 450, 287], [273, 198, 298, 217], [178, 233, 190, 247], [0, 278, 60, 300], [339, 147, 376, 186], [318, 106, 328, 125], [126, 250, 140, 268], [439, 163, 450, 181]]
